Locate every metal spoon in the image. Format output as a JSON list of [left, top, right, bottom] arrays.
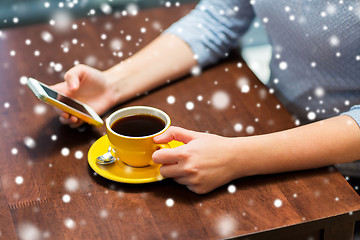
[[96, 147, 116, 165]]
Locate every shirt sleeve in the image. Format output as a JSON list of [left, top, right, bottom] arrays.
[[164, 0, 256, 68], [341, 105, 360, 127]]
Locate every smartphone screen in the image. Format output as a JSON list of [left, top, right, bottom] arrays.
[[41, 84, 93, 117]]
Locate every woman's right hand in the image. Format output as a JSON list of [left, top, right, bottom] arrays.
[[50, 34, 199, 128], [51, 64, 117, 127]]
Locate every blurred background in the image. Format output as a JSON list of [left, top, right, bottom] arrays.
[[0, 0, 192, 28], [0, 0, 271, 83]]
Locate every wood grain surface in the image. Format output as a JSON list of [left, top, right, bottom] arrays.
[[0, 3, 359, 240]]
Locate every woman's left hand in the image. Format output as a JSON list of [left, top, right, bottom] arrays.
[[152, 126, 241, 194]]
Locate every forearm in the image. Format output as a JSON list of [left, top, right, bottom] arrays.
[[104, 34, 197, 104], [233, 115, 360, 177]]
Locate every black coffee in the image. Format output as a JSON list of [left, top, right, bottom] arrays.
[[111, 114, 165, 137]]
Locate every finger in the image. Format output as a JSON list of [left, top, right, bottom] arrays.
[[64, 65, 87, 91], [186, 185, 198, 193], [59, 115, 70, 125], [50, 82, 71, 96], [69, 115, 79, 124], [159, 163, 183, 178], [153, 126, 199, 144], [59, 112, 83, 128], [61, 112, 70, 119], [69, 120, 83, 128], [152, 145, 187, 164], [173, 176, 192, 186], [69, 115, 84, 128]]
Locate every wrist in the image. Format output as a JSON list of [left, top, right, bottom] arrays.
[[103, 62, 138, 106], [228, 136, 266, 179]]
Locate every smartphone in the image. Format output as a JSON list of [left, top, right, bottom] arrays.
[[27, 77, 103, 127]]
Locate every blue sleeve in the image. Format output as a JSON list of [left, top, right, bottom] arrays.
[[341, 105, 360, 127], [164, 0, 255, 68]]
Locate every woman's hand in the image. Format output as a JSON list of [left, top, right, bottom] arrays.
[[152, 126, 241, 194], [51, 33, 197, 128], [51, 64, 117, 127]]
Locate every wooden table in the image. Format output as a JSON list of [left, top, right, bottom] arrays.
[[1, 3, 360, 240]]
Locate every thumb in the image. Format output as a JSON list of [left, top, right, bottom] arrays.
[[64, 65, 87, 91], [50, 82, 71, 96], [154, 126, 199, 144]]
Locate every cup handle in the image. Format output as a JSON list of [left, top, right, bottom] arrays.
[[150, 143, 171, 165]]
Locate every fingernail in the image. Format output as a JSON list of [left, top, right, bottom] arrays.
[[152, 151, 158, 160], [70, 116, 78, 123], [61, 112, 69, 119], [70, 82, 77, 90], [153, 135, 161, 142]]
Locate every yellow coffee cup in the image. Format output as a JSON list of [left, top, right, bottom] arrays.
[[106, 106, 171, 167]]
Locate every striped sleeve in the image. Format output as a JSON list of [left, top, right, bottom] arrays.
[[341, 105, 360, 127], [164, 0, 255, 68]]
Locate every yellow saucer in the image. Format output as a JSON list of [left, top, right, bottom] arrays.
[[88, 135, 184, 184]]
